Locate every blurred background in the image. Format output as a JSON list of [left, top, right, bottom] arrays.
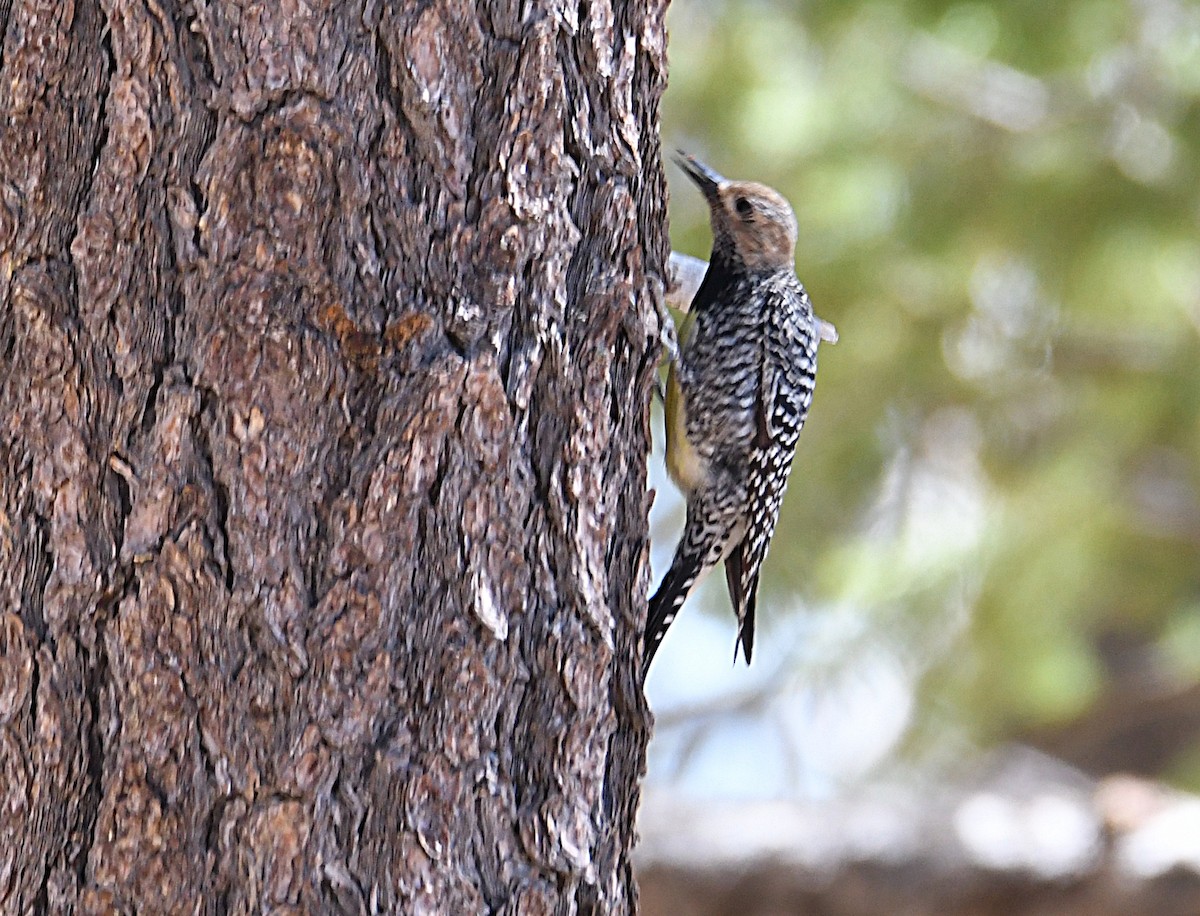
[[639, 0, 1200, 912]]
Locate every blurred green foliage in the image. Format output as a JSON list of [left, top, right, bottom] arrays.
[[663, 0, 1200, 778]]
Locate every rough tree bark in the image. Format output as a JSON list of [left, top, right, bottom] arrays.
[[0, 0, 667, 911]]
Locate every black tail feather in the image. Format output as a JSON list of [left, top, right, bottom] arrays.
[[725, 540, 759, 665], [642, 556, 702, 679], [735, 590, 757, 664]]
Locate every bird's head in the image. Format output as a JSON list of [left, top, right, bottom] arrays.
[[675, 151, 798, 273]]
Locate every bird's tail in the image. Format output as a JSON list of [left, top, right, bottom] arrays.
[[724, 539, 760, 665], [642, 553, 704, 679]]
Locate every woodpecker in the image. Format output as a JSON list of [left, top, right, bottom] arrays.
[[644, 152, 829, 679]]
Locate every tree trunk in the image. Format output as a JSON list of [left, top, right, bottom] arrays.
[[0, 1, 667, 911]]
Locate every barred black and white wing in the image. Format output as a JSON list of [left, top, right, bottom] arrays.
[[727, 279, 819, 662]]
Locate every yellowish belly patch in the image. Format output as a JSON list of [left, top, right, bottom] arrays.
[[665, 369, 707, 494]]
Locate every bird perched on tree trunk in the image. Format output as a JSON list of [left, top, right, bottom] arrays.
[[643, 152, 833, 680]]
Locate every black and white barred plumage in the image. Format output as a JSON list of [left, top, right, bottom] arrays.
[[643, 154, 828, 679]]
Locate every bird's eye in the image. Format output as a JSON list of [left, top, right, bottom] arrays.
[[735, 196, 754, 218]]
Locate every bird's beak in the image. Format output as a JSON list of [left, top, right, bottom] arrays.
[[674, 151, 724, 201]]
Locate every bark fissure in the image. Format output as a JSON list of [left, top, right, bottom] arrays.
[[76, 579, 115, 899], [80, 17, 115, 230], [0, 0, 11, 70], [25, 509, 52, 643], [191, 396, 236, 594]]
